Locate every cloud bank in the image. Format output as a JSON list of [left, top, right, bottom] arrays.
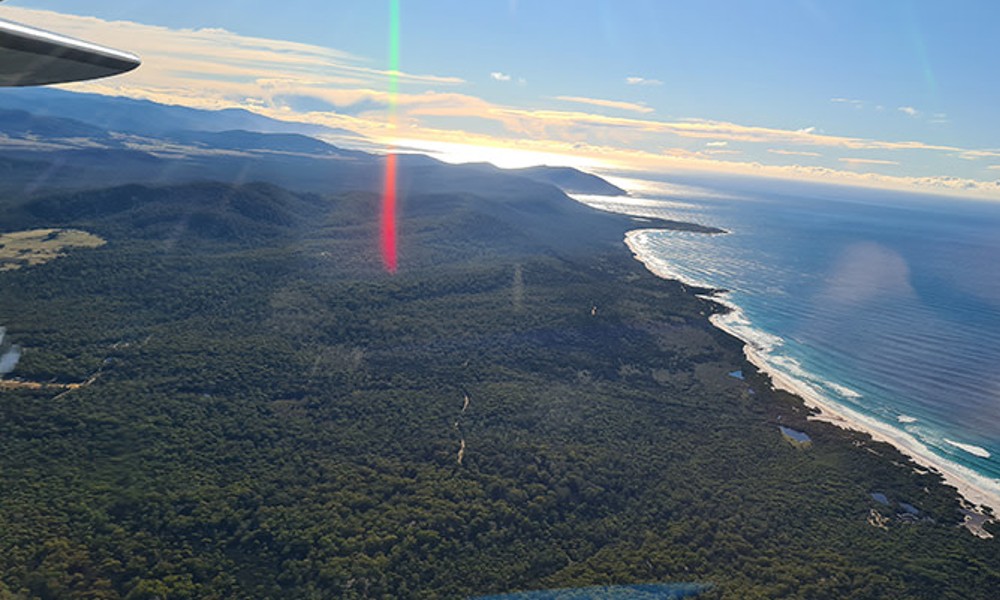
[[3, 6, 999, 200]]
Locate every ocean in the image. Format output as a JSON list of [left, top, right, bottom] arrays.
[[576, 176, 1000, 511]]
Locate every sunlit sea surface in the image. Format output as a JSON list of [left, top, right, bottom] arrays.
[[577, 178, 1000, 510]]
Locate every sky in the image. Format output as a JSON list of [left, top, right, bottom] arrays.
[[4, 0, 1000, 198]]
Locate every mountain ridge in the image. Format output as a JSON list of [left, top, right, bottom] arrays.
[[0, 88, 631, 202]]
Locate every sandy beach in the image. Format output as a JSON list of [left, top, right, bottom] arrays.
[[625, 229, 1000, 519]]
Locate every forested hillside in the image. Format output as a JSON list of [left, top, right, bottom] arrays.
[[0, 180, 996, 599]]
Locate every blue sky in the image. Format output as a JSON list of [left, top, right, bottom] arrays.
[[5, 0, 1000, 197]]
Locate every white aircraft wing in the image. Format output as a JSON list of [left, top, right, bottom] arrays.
[[0, 16, 140, 86]]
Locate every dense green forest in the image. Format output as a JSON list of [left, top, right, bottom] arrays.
[[0, 179, 996, 599]]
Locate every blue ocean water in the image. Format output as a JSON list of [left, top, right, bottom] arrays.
[[577, 178, 1000, 509]]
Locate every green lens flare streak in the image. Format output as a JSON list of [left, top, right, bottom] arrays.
[[381, 0, 400, 273], [388, 0, 400, 106]]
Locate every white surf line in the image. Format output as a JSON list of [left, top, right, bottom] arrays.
[[623, 227, 1000, 517], [739, 341, 1000, 515]]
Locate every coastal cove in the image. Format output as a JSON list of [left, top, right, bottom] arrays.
[[623, 234, 1000, 521], [583, 178, 1000, 524]]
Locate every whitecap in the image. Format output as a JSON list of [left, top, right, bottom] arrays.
[[945, 439, 992, 459], [827, 382, 863, 399], [898, 415, 918, 424], [711, 302, 784, 354], [625, 230, 716, 289]]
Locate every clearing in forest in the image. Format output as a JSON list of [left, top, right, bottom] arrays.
[[0, 229, 106, 271]]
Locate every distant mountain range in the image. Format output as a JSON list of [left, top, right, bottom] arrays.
[[0, 87, 627, 200], [157, 129, 367, 158], [0, 90, 719, 261], [0, 108, 110, 140], [0, 87, 349, 138]]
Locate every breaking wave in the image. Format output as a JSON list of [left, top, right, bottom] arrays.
[[946, 439, 992, 459], [624, 228, 1000, 512]]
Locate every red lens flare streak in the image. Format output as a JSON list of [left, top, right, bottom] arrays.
[[381, 0, 401, 273], [381, 153, 398, 273]]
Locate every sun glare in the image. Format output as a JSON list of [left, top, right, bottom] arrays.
[[393, 138, 609, 171]]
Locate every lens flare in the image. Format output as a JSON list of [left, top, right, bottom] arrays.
[[381, 0, 401, 273], [381, 153, 398, 273]]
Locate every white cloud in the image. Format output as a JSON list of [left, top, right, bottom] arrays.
[[625, 76, 663, 86], [840, 157, 900, 166], [4, 7, 462, 90], [768, 148, 821, 157], [898, 106, 919, 117], [485, 109, 966, 154], [831, 98, 865, 109], [958, 149, 1000, 160], [553, 95, 653, 113], [4, 6, 999, 201]]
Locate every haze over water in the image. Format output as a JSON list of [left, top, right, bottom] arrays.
[[579, 178, 1000, 510]]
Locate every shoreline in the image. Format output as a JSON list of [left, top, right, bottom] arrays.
[[623, 229, 1000, 521], [738, 339, 1000, 516]]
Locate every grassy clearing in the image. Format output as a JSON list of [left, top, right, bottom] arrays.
[[0, 228, 106, 271]]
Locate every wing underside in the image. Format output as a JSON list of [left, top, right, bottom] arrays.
[[0, 17, 140, 86]]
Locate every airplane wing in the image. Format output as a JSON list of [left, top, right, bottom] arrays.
[[0, 15, 140, 86]]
